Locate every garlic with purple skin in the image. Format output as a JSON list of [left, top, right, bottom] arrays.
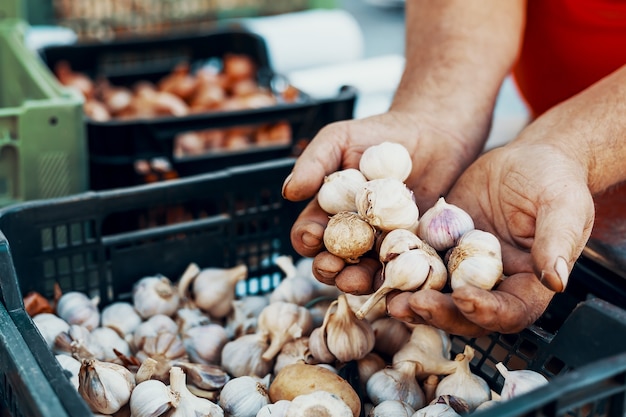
[[417, 197, 474, 252], [323, 211, 376, 264], [317, 168, 368, 214], [356, 178, 419, 232], [447, 229, 504, 291], [359, 141, 413, 182], [495, 362, 548, 400]]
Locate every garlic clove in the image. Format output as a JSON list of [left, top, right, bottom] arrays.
[[495, 362, 548, 400], [358, 141, 413, 182], [323, 211, 376, 264], [416, 197, 474, 252], [447, 229, 503, 291], [356, 249, 431, 320], [317, 168, 368, 214], [355, 178, 420, 232]]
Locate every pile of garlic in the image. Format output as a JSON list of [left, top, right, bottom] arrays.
[[28, 253, 548, 417], [317, 141, 505, 319]]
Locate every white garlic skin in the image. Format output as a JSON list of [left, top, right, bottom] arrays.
[[182, 323, 229, 365], [317, 168, 368, 214], [355, 178, 419, 232], [132, 275, 180, 319], [130, 379, 177, 417], [132, 314, 179, 352], [218, 376, 270, 417], [286, 390, 354, 417], [32, 313, 70, 348], [56, 354, 81, 389], [78, 359, 136, 415], [417, 197, 474, 252], [366, 361, 425, 410], [56, 291, 101, 330], [413, 403, 461, 417], [101, 301, 142, 337], [378, 229, 422, 262], [359, 141, 413, 182], [221, 333, 274, 378], [434, 347, 490, 411], [256, 400, 291, 417], [448, 229, 503, 291], [90, 326, 132, 361], [368, 400, 415, 417], [495, 362, 548, 400]]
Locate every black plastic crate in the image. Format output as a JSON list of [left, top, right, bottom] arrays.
[[1, 157, 626, 416], [39, 28, 357, 190]]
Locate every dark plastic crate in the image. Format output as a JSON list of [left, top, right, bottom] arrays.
[[1, 157, 626, 416], [38, 29, 357, 191]]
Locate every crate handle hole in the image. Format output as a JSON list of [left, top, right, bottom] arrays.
[[49, 116, 58, 126]]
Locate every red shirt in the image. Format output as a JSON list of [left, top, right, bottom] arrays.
[[513, 0, 626, 117]]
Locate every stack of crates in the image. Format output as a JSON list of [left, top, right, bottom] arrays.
[[0, 20, 87, 208]]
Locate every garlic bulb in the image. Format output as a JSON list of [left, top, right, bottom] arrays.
[[495, 362, 548, 400], [317, 168, 368, 214], [54, 324, 104, 360], [323, 294, 375, 362], [132, 314, 178, 352], [257, 400, 291, 417], [56, 354, 81, 389], [136, 331, 188, 382], [366, 361, 425, 410], [434, 346, 490, 411], [224, 295, 269, 339], [378, 229, 422, 262], [285, 390, 354, 417], [274, 337, 317, 374], [257, 301, 313, 361], [392, 324, 457, 379], [356, 249, 431, 320], [323, 211, 376, 264], [167, 366, 224, 417], [178, 263, 248, 319], [359, 141, 413, 182], [32, 313, 70, 349], [101, 301, 142, 338], [78, 358, 136, 414], [417, 197, 474, 252], [368, 400, 415, 417], [447, 229, 503, 291], [90, 326, 132, 361], [221, 332, 274, 378], [130, 379, 177, 417], [56, 291, 101, 330], [132, 275, 181, 319], [370, 317, 411, 358], [182, 323, 229, 365], [355, 178, 419, 231], [218, 375, 270, 417]]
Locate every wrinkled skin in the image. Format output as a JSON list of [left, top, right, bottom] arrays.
[[283, 111, 595, 337]]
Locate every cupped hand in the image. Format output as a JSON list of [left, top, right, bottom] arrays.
[[388, 141, 595, 336], [283, 111, 483, 293]]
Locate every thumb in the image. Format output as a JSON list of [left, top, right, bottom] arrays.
[[532, 186, 595, 292], [282, 123, 350, 202]]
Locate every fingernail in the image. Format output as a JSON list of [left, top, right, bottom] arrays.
[[301, 232, 321, 249], [539, 257, 568, 293], [555, 256, 569, 289], [281, 172, 293, 199]]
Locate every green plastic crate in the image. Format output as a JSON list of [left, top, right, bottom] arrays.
[[0, 20, 87, 208]]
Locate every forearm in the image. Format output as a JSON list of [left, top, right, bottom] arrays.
[[515, 65, 626, 195], [392, 0, 526, 144]]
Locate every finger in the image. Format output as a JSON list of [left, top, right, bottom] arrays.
[[385, 292, 427, 325], [532, 187, 594, 292], [404, 289, 489, 337], [312, 252, 345, 286], [290, 199, 330, 258], [451, 272, 554, 333], [282, 123, 349, 202], [335, 257, 382, 295]]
